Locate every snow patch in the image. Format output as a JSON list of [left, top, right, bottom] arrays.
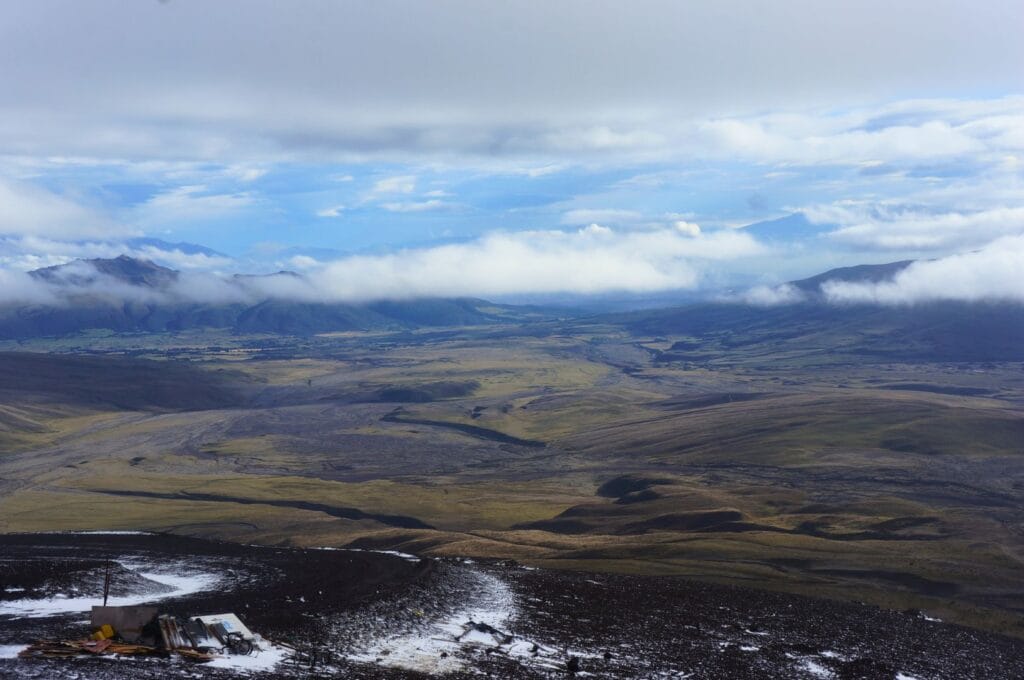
[[346, 568, 586, 675], [369, 550, 420, 563], [0, 645, 26, 659], [317, 547, 421, 563], [0, 563, 219, 618], [797, 658, 834, 678], [205, 637, 291, 674]]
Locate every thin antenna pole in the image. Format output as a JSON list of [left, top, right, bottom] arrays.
[[103, 560, 112, 607]]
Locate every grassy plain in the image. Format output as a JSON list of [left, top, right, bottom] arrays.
[[1, 322, 1023, 637]]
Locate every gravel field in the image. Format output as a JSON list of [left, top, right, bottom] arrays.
[[1, 534, 1022, 679]]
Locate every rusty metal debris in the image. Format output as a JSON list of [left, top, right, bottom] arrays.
[[19, 639, 165, 659], [17, 607, 275, 664]]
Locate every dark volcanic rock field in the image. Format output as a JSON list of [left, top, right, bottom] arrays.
[[1, 534, 1022, 679]]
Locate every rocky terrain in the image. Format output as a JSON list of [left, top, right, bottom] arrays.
[[1, 534, 1022, 679]]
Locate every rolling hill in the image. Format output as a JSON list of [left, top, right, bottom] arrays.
[[609, 260, 1024, 362], [3, 255, 1023, 365], [0, 256, 557, 338]]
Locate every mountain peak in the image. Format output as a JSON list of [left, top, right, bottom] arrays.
[[789, 260, 913, 295], [30, 255, 180, 289]]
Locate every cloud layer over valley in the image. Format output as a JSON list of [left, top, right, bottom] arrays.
[[0, 1, 1020, 309], [0, 226, 768, 307]]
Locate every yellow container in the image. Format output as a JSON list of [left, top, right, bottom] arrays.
[[100, 624, 115, 638], [91, 631, 106, 641]]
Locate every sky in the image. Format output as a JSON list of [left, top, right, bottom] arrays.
[[0, 0, 1022, 305]]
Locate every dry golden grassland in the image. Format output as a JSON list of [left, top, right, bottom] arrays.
[[1, 330, 1023, 636]]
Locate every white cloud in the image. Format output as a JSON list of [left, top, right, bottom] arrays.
[[0, 226, 769, 307], [316, 205, 345, 218], [0, 252, 73, 272], [287, 255, 319, 270], [301, 226, 766, 301], [131, 247, 233, 271], [520, 164, 565, 178], [700, 117, 984, 165], [0, 179, 124, 240], [541, 126, 666, 153], [134, 185, 255, 227], [578, 224, 613, 237], [562, 211, 703, 237], [0, 268, 60, 305], [7, 226, 1020, 310], [222, 164, 267, 182], [0, 236, 116, 270], [741, 283, 805, 306], [807, 203, 1024, 251], [821, 234, 1024, 304], [369, 175, 416, 196], [0, 235, 233, 274], [673, 220, 701, 237], [380, 199, 449, 213]]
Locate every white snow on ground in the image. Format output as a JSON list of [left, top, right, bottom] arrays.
[[346, 569, 590, 675], [797, 657, 835, 678], [315, 547, 421, 563], [372, 550, 421, 563], [896, 674, 923, 680], [348, 549, 420, 563], [346, 570, 514, 674], [205, 637, 292, 674], [0, 563, 219, 618], [0, 645, 26, 659]]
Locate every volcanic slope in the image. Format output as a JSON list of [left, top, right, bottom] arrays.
[[2, 533, 1023, 679]]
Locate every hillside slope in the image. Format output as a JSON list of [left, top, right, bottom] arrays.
[[0, 256, 558, 338]]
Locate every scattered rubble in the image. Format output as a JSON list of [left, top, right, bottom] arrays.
[[18, 605, 282, 666], [2, 533, 1023, 679]]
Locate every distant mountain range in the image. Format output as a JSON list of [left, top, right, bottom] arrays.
[[1, 256, 554, 338], [614, 259, 1024, 362], [1, 255, 1021, 364], [123, 237, 228, 259]]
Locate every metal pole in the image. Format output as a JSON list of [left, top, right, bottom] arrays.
[[103, 560, 111, 607]]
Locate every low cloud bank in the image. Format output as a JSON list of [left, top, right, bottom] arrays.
[[0, 226, 765, 307], [742, 283, 805, 306], [4, 226, 1019, 310], [743, 234, 1024, 306], [306, 227, 761, 300], [0, 236, 233, 272], [821, 235, 1024, 305]]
